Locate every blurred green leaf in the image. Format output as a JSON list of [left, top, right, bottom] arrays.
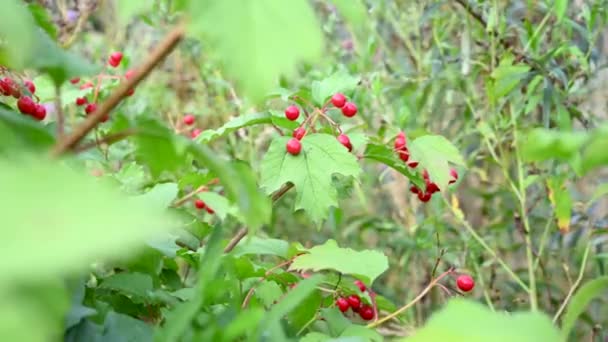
[[561, 277, 608, 339], [28, 4, 57, 39], [255, 281, 283, 308], [289, 240, 388, 285], [520, 128, 587, 162], [340, 325, 383, 341], [116, 1, 153, 25], [230, 237, 290, 259], [198, 192, 233, 220], [311, 71, 360, 106], [195, 112, 273, 143], [0, 107, 55, 152], [99, 311, 153, 342], [0, 0, 35, 69], [100, 273, 154, 302], [187, 0, 323, 101], [554, 0, 568, 22], [489, 59, 530, 100], [546, 177, 572, 233], [409, 135, 466, 190]]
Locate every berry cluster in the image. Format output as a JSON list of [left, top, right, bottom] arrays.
[[334, 280, 374, 321], [0, 76, 46, 121], [72, 51, 135, 123], [284, 92, 358, 156]]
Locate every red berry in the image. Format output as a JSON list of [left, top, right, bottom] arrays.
[[449, 168, 459, 184], [17, 96, 36, 115], [346, 295, 361, 311], [337, 134, 352, 152], [194, 199, 206, 209], [422, 169, 430, 181], [80, 82, 93, 90], [336, 297, 350, 313], [183, 114, 195, 125], [0, 78, 12, 95], [409, 186, 420, 194], [358, 305, 374, 321], [126, 88, 135, 96], [398, 149, 409, 162], [285, 105, 300, 121], [331, 93, 347, 108], [407, 161, 419, 168], [33, 104, 46, 121], [125, 69, 137, 80], [286, 138, 302, 156], [418, 191, 432, 202], [341, 102, 357, 117], [75, 97, 87, 106], [456, 275, 475, 292], [354, 280, 366, 292], [191, 128, 202, 139], [205, 206, 215, 214], [108, 52, 123, 67], [85, 103, 97, 115], [293, 127, 306, 140], [24, 80, 35, 94], [394, 132, 406, 150], [70, 77, 80, 84], [426, 182, 440, 194]]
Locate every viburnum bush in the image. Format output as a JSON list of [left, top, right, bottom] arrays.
[[1, 1, 608, 342]]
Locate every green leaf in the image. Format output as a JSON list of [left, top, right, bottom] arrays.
[[289, 240, 388, 285], [312, 71, 360, 106], [319, 308, 351, 337], [255, 281, 283, 308], [100, 311, 153, 342], [409, 135, 466, 190], [198, 192, 233, 220], [404, 299, 562, 342], [0, 107, 55, 151], [137, 183, 178, 209], [546, 177, 572, 233], [135, 119, 188, 178], [116, 1, 153, 25], [260, 133, 361, 223], [0, 157, 177, 283], [340, 325, 383, 341], [100, 273, 154, 301], [188, 0, 323, 101], [301, 332, 332, 342], [520, 128, 588, 162], [288, 289, 322, 331], [230, 237, 290, 259], [489, 59, 530, 99], [28, 4, 57, 39], [561, 276, 608, 339], [363, 143, 423, 187], [554, 0, 568, 22], [196, 112, 273, 143], [580, 126, 608, 174]]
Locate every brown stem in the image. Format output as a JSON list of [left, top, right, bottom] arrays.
[[50, 24, 185, 157], [54, 85, 64, 138], [72, 129, 137, 153], [172, 186, 207, 208]]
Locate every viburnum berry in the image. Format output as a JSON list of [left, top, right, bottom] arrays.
[[33, 104, 46, 121], [183, 114, 195, 125], [70, 77, 80, 84], [336, 297, 350, 313], [125, 69, 137, 80], [75, 97, 87, 106], [449, 168, 459, 184], [394, 132, 407, 150], [194, 199, 206, 209], [286, 138, 302, 155], [17, 96, 36, 115], [354, 280, 366, 292], [456, 275, 475, 292], [346, 295, 361, 311], [108, 51, 123, 67], [331, 93, 347, 108], [407, 161, 419, 168], [293, 127, 306, 140], [85, 103, 97, 115], [358, 305, 374, 321], [24, 80, 35, 94], [80, 82, 93, 90], [285, 105, 300, 121], [341, 102, 357, 117], [191, 128, 202, 139], [426, 182, 440, 194], [205, 206, 215, 214], [337, 134, 352, 152], [0, 78, 12, 95], [418, 191, 432, 202], [398, 149, 409, 162], [410, 186, 420, 194]]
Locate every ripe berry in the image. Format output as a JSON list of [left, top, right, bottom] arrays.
[[194, 199, 206, 209], [331, 93, 347, 108], [418, 191, 432, 202], [426, 182, 440, 194], [394, 132, 407, 150], [0, 78, 12, 95], [183, 114, 195, 125], [422, 169, 430, 181], [449, 168, 459, 184], [33, 104, 46, 121], [75, 97, 87, 106], [358, 305, 374, 321], [337, 134, 352, 152], [126, 88, 135, 96], [354, 280, 366, 292], [456, 275, 475, 292], [191, 129, 202, 139], [341, 102, 357, 117], [24, 80, 35, 94], [398, 149, 409, 162], [286, 138, 302, 156], [85, 103, 97, 115], [407, 161, 419, 168], [70, 77, 80, 84], [205, 206, 215, 214], [293, 127, 306, 140], [285, 105, 300, 121], [125, 69, 137, 80], [409, 186, 420, 194], [336, 297, 350, 313], [346, 295, 361, 311], [17, 96, 36, 115], [108, 51, 123, 67]]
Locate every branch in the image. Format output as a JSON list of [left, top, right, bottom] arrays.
[[50, 24, 185, 157]]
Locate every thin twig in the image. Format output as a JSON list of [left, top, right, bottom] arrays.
[[54, 85, 64, 138], [50, 24, 185, 157], [553, 243, 591, 323], [171, 186, 207, 208], [72, 129, 137, 153]]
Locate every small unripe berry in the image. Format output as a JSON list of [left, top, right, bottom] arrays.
[[24, 80, 35, 94], [33, 104, 46, 121], [85, 103, 97, 115], [194, 199, 206, 209], [108, 51, 123, 67], [285, 105, 300, 121], [354, 280, 366, 292], [358, 305, 374, 321], [346, 295, 361, 311], [183, 114, 195, 125], [337, 134, 352, 152], [191, 128, 202, 139], [449, 168, 459, 184], [286, 138, 302, 155], [341, 102, 357, 117], [17, 96, 36, 115], [293, 127, 306, 140], [456, 275, 475, 292], [336, 297, 350, 313], [75, 97, 87, 106], [331, 93, 346, 108], [125, 69, 137, 80]]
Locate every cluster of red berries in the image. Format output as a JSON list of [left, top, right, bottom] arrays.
[[0, 76, 46, 121], [182, 114, 202, 139], [194, 198, 214, 214], [72, 52, 135, 123], [284, 93, 358, 156], [456, 274, 474, 292], [335, 280, 374, 321]]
